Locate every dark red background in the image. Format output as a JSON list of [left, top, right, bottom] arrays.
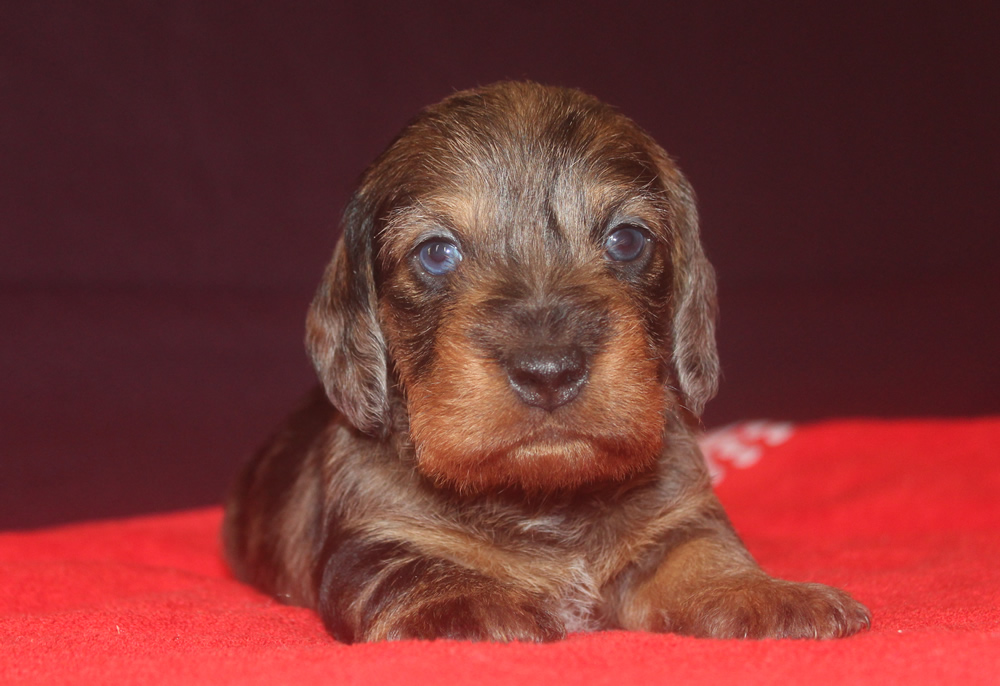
[[3, 1, 998, 530]]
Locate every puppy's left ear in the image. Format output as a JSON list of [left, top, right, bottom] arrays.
[[305, 199, 390, 436], [659, 160, 720, 418]]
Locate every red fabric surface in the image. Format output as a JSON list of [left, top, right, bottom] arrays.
[[3, 417, 998, 684]]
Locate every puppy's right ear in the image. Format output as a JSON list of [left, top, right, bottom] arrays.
[[306, 199, 390, 436]]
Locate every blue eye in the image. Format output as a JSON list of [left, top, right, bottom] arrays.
[[604, 225, 647, 261], [417, 240, 462, 275]]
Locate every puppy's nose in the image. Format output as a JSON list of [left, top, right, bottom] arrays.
[[505, 346, 588, 412]]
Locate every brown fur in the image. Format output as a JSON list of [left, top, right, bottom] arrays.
[[223, 82, 870, 642]]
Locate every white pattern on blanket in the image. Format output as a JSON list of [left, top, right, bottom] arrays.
[[699, 421, 795, 483]]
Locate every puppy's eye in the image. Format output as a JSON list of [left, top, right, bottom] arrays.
[[604, 225, 647, 262], [417, 240, 462, 275]]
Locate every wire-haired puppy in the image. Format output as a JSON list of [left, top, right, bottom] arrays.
[[224, 82, 870, 642]]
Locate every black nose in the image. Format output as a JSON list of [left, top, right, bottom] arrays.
[[504, 346, 588, 412]]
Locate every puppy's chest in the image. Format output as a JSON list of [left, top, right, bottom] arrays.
[[549, 554, 604, 633], [471, 511, 632, 631]]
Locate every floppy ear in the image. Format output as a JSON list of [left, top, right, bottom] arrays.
[[661, 164, 720, 418], [305, 198, 390, 436]]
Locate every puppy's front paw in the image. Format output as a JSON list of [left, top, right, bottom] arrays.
[[375, 590, 566, 643], [673, 576, 871, 639]]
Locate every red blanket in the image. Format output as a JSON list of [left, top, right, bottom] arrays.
[[3, 418, 998, 684]]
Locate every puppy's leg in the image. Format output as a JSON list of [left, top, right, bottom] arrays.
[[618, 514, 870, 639], [317, 533, 565, 643]]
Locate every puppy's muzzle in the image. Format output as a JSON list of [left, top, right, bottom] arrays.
[[503, 344, 588, 412]]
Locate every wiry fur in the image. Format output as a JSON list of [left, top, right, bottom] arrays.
[[224, 82, 870, 642]]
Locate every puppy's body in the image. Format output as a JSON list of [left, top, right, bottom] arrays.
[[224, 82, 870, 642]]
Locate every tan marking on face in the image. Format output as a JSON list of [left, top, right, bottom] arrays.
[[400, 279, 667, 493]]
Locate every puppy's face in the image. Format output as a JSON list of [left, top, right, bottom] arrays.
[[307, 83, 718, 493]]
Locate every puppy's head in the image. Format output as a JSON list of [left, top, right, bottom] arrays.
[[307, 82, 718, 492]]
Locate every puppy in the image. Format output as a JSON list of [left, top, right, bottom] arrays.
[[224, 82, 870, 642]]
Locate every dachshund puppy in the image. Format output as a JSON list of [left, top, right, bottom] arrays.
[[224, 82, 870, 642]]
